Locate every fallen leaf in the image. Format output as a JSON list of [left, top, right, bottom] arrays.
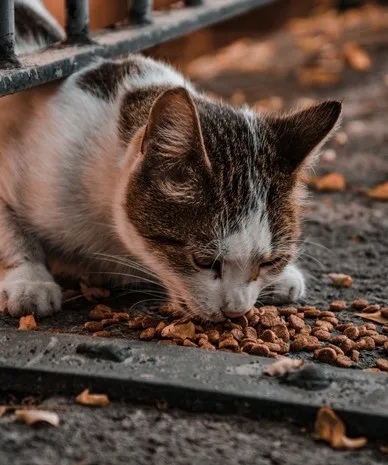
[[328, 273, 353, 288], [161, 322, 195, 340], [264, 358, 304, 376], [314, 406, 367, 449], [0, 406, 7, 417], [367, 182, 388, 201], [18, 315, 38, 331], [355, 311, 388, 325], [310, 173, 346, 192], [15, 409, 60, 427], [76, 389, 110, 407], [343, 42, 372, 71]]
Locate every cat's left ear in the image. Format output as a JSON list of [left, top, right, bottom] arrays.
[[268, 100, 342, 172], [141, 86, 211, 172]]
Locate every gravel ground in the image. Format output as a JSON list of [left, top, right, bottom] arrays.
[[1, 7, 388, 465]]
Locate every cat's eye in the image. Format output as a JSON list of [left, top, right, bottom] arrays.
[[260, 256, 283, 269], [192, 254, 222, 277]]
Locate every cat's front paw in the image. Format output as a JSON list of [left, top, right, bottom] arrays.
[[265, 264, 306, 304], [0, 279, 62, 317]]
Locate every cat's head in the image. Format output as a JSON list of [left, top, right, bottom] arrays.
[[116, 87, 341, 321]]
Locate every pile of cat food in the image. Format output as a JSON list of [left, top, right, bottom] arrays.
[[83, 298, 388, 372]]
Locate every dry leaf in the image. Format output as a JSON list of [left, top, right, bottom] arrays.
[[76, 389, 110, 407], [161, 322, 195, 340], [18, 315, 38, 331], [264, 358, 304, 377], [355, 311, 388, 325], [314, 406, 367, 449], [343, 42, 372, 71], [15, 409, 60, 427], [310, 173, 346, 192], [328, 273, 353, 288], [367, 182, 388, 201]]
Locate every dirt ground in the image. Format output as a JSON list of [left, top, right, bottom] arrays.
[[1, 5, 388, 464]]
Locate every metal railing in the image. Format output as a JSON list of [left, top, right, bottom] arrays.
[[0, 0, 272, 97]]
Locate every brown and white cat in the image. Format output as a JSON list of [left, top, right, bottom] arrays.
[[0, 1, 341, 321]]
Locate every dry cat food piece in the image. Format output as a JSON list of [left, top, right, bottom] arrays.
[[89, 304, 114, 320], [336, 355, 353, 368], [328, 273, 353, 288], [139, 327, 156, 341], [15, 409, 60, 427], [92, 330, 111, 338], [80, 282, 110, 302], [84, 321, 104, 332], [329, 301, 347, 312], [128, 316, 144, 330], [18, 315, 38, 331], [381, 308, 388, 318], [314, 347, 337, 364], [279, 307, 298, 316], [288, 314, 305, 331], [362, 304, 380, 313], [310, 173, 346, 192], [344, 326, 359, 340], [376, 359, 388, 372], [351, 299, 368, 310]]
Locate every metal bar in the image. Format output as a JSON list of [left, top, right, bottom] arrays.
[[129, 0, 153, 25], [65, 0, 93, 45], [185, 0, 204, 5], [0, 0, 273, 96], [0, 0, 21, 68]]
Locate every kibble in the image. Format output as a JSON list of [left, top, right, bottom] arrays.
[[329, 301, 347, 312], [344, 326, 359, 340], [139, 327, 156, 341], [351, 299, 368, 310], [315, 347, 337, 364], [381, 308, 388, 318], [336, 355, 353, 368], [362, 304, 380, 314], [376, 359, 388, 372], [289, 314, 305, 331]]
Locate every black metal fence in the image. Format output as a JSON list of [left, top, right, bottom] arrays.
[[0, 0, 271, 97]]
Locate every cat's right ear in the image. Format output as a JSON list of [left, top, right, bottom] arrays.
[[141, 87, 211, 172], [267, 100, 342, 173]]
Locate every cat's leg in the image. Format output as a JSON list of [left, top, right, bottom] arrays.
[[0, 201, 62, 317], [264, 263, 306, 304]]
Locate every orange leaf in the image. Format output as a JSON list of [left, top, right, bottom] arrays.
[[314, 406, 367, 450], [18, 315, 38, 331], [367, 182, 388, 201], [76, 389, 110, 407], [355, 311, 388, 325]]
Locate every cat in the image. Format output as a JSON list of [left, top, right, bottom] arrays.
[[0, 1, 341, 322]]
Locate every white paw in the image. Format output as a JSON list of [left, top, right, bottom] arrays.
[[0, 264, 62, 317], [265, 264, 306, 303]]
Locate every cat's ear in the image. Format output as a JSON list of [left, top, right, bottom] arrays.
[[268, 100, 342, 172], [141, 87, 211, 171]]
